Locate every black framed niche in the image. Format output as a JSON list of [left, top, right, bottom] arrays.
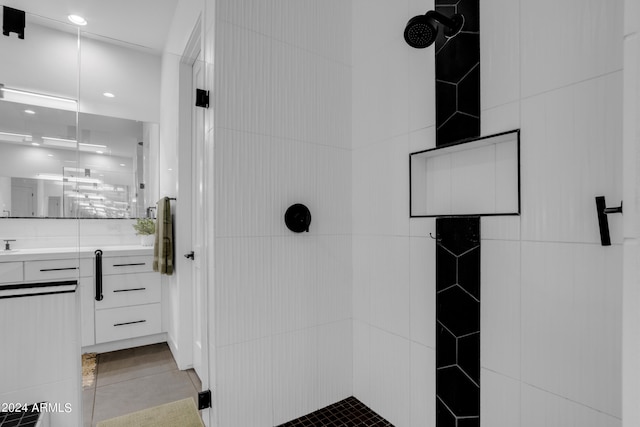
[[409, 129, 521, 218]]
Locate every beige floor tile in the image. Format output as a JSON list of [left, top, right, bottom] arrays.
[[92, 370, 199, 424], [96, 343, 177, 387], [83, 387, 95, 427]]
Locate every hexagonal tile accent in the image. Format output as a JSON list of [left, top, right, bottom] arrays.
[[437, 366, 480, 417], [458, 247, 480, 299], [437, 285, 479, 337], [436, 245, 457, 291]]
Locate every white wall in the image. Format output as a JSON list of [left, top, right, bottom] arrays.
[[622, 0, 640, 426], [0, 18, 160, 123], [209, 0, 352, 425], [352, 0, 624, 426], [481, 1, 622, 426]]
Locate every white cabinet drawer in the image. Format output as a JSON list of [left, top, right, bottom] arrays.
[[24, 259, 81, 281], [95, 303, 161, 344], [96, 273, 160, 309], [102, 255, 153, 275], [0, 262, 23, 284]]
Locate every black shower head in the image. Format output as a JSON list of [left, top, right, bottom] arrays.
[[404, 10, 464, 49]]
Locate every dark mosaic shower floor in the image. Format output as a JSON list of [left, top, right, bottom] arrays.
[[276, 396, 394, 427]]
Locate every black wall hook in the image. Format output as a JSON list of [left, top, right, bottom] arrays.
[[595, 196, 622, 246], [285, 204, 311, 233]]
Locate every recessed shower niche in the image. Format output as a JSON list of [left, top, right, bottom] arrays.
[[409, 129, 520, 217]]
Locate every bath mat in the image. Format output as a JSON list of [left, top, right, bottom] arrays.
[[82, 352, 97, 388], [96, 398, 203, 427]]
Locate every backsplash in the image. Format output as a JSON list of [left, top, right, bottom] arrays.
[[0, 219, 140, 249]]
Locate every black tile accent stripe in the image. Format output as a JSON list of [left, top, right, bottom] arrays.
[[434, 0, 481, 425], [275, 397, 394, 427], [436, 217, 480, 427], [435, 0, 480, 147]]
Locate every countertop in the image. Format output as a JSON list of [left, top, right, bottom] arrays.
[[0, 245, 153, 262]]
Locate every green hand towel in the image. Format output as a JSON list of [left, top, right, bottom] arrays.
[[153, 197, 174, 275]]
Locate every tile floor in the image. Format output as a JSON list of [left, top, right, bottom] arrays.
[[83, 343, 201, 427], [276, 396, 394, 427]]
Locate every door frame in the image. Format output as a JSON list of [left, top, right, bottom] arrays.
[[173, 13, 211, 388]]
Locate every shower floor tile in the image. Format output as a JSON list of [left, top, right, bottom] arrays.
[[276, 396, 394, 427]]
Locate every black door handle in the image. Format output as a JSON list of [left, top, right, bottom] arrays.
[[184, 251, 195, 260]]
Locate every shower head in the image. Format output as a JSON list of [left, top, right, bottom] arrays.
[[404, 10, 465, 49]]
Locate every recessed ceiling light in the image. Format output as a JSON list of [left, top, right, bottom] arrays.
[[119, 163, 126, 167], [68, 15, 87, 26], [96, 151, 104, 154], [24, 109, 35, 115], [31, 142, 40, 146], [47, 154, 54, 157], [103, 92, 115, 98]]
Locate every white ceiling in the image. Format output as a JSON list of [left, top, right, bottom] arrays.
[[1, 0, 179, 51]]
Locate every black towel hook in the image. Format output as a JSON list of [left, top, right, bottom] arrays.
[[595, 196, 622, 246]]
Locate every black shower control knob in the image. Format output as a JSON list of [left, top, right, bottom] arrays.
[[284, 204, 311, 233]]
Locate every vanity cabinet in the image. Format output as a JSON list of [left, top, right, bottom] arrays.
[[0, 262, 23, 283], [0, 254, 83, 427], [24, 258, 92, 282], [93, 252, 162, 345]]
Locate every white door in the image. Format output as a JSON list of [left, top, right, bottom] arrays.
[[47, 196, 61, 217], [11, 178, 36, 217], [191, 53, 207, 382]]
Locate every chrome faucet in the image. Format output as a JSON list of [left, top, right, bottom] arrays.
[[3, 239, 16, 250]]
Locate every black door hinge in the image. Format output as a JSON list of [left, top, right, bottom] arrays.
[[196, 89, 209, 108], [198, 389, 212, 410]]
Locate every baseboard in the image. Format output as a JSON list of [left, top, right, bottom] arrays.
[[167, 333, 194, 371], [81, 332, 167, 354]]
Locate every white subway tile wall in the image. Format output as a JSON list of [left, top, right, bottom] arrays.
[[211, 0, 353, 425]]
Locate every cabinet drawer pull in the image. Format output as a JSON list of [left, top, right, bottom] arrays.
[[113, 320, 147, 327], [112, 263, 146, 267], [113, 288, 146, 293], [39, 267, 78, 272]]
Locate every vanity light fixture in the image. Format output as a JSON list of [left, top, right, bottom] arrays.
[[0, 84, 77, 111], [24, 109, 35, 115], [103, 92, 115, 98], [37, 173, 101, 184], [78, 142, 107, 153], [42, 136, 77, 148], [67, 15, 87, 26], [31, 142, 40, 146]]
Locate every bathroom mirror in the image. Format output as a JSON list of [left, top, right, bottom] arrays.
[[0, 7, 161, 218]]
